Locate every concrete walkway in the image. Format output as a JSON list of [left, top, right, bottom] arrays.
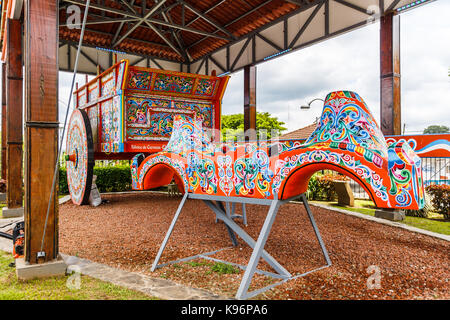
[[62, 254, 226, 300]]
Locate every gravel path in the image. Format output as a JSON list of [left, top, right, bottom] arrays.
[[59, 192, 449, 300]]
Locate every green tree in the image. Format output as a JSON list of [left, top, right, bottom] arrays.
[[423, 125, 449, 134], [221, 112, 287, 141]]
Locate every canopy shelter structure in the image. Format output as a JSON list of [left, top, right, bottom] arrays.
[[0, 0, 434, 269]]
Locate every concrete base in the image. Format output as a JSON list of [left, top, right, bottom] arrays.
[[2, 207, 24, 218], [375, 209, 405, 221], [333, 181, 354, 207], [0, 193, 6, 202], [16, 256, 67, 281]]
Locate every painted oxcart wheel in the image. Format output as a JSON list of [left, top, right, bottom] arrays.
[[66, 109, 94, 205]]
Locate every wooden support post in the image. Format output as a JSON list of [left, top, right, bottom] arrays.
[[6, 19, 23, 209], [24, 0, 59, 263], [380, 12, 401, 136], [1, 63, 6, 180], [244, 65, 257, 141]]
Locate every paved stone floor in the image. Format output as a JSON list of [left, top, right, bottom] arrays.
[[62, 254, 226, 300]]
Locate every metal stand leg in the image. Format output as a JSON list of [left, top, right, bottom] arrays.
[[236, 200, 281, 299], [218, 201, 247, 226], [152, 193, 331, 300], [218, 201, 238, 247], [203, 200, 291, 278], [151, 193, 188, 272], [242, 203, 247, 226], [301, 194, 331, 265]]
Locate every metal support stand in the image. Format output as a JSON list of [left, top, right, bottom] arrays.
[[216, 202, 247, 226], [151, 193, 331, 300]]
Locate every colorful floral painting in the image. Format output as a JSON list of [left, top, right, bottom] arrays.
[[66, 110, 90, 205], [101, 98, 121, 149], [132, 91, 425, 211], [128, 70, 152, 90], [195, 78, 217, 96], [305, 91, 388, 158], [151, 113, 178, 137], [174, 102, 213, 128], [102, 71, 116, 97], [125, 96, 214, 141], [88, 83, 98, 102], [87, 106, 98, 144], [127, 99, 150, 127], [153, 74, 195, 94], [117, 61, 127, 90], [79, 91, 86, 107]]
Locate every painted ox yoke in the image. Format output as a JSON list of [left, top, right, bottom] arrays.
[[132, 90, 425, 210]]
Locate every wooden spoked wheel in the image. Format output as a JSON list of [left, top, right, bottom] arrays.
[[66, 109, 94, 205]]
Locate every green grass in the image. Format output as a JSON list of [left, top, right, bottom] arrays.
[[183, 260, 241, 275], [312, 199, 450, 235], [185, 260, 213, 268], [210, 262, 240, 275], [0, 251, 156, 300]]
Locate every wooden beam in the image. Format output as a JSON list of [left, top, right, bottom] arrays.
[[380, 12, 401, 136], [230, 37, 251, 71], [256, 33, 283, 52], [244, 65, 257, 141], [333, 0, 370, 15], [1, 63, 6, 180], [6, 19, 23, 210], [289, 1, 323, 48], [24, 0, 59, 263]]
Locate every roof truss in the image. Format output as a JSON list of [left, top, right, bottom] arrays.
[[54, 0, 434, 74]]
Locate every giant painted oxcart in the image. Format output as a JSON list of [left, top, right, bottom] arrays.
[[65, 60, 229, 205], [130, 90, 426, 299], [133, 90, 426, 210]]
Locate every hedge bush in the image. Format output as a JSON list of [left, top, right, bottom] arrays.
[[425, 184, 450, 219], [59, 166, 132, 195], [404, 191, 432, 218]]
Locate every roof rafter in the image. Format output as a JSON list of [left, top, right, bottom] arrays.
[[183, 0, 227, 28], [60, 17, 138, 27], [179, 0, 236, 40], [289, 1, 324, 48], [62, 0, 232, 51], [387, 0, 402, 12], [186, 0, 273, 50], [333, 0, 371, 15], [143, 20, 184, 59], [112, 0, 138, 44], [157, 0, 192, 62], [112, 0, 167, 48]]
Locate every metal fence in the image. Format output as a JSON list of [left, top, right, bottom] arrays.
[[341, 157, 450, 200]]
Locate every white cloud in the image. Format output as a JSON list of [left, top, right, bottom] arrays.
[[222, 0, 450, 134]]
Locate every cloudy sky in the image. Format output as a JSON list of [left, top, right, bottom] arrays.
[[221, 0, 450, 134], [57, 0, 449, 136]]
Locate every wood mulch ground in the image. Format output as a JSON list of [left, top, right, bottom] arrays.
[[59, 192, 449, 300]]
